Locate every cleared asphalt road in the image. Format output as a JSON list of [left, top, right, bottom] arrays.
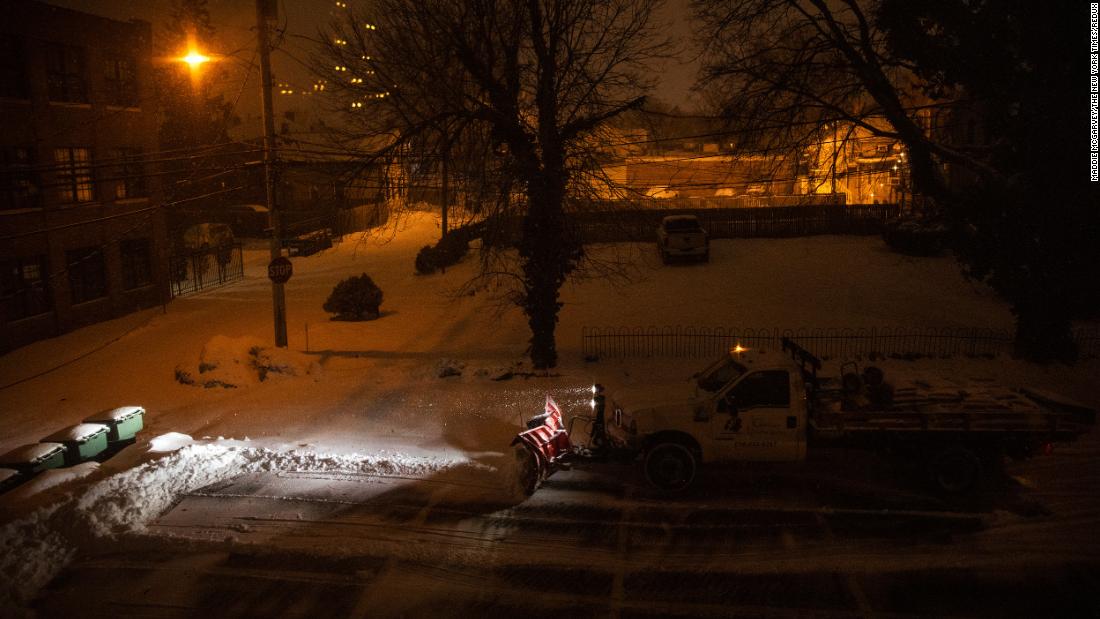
[[34, 447, 1100, 618]]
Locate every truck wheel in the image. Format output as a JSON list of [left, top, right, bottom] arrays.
[[513, 445, 540, 496], [928, 447, 982, 494], [645, 443, 697, 491]]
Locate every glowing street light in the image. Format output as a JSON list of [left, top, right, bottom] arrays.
[[173, 32, 216, 87], [180, 50, 211, 69]]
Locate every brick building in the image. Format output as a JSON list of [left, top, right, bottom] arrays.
[[0, 0, 168, 352]]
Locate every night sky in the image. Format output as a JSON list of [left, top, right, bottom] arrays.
[[46, 0, 701, 130]]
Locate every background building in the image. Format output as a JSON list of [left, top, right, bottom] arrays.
[[0, 0, 168, 352]]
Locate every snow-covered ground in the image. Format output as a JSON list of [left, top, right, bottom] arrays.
[[0, 211, 1035, 452], [1, 211, 1098, 615]]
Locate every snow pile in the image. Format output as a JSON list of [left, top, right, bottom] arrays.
[[0, 504, 72, 610], [175, 335, 321, 388], [0, 438, 475, 608], [149, 432, 193, 453], [4, 462, 99, 502], [76, 442, 245, 537]]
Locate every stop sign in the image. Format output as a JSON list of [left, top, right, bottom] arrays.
[[267, 256, 293, 283]]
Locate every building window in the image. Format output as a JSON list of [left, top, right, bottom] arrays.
[[0, 34, 29, 99], [1, 147, 39, 210], [103, 56, 138, 107], [66, 246, 106, 304], [112, 148, 145, 199], [120, 238, 152, 290], [1, 255, 51, 321], [45, 43, 87, 103], [54, 147, 94, 203]]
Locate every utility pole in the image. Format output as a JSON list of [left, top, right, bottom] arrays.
[[257, 0, 287, 347]]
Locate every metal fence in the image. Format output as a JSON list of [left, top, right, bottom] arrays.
[[484, 204, 900, 246], [581, 325, 1100, 360], [169, 243, 245, 298], [575, 204, 900, 243], [608, 193, 847, 210]]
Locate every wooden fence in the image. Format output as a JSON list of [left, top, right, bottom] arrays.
[[334, 202, 390, 235]]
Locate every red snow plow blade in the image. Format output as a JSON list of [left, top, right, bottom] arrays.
[[511, 395, 574, 493]]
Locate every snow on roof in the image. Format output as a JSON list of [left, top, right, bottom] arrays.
[[0, 467, 20, 482], [41, 423, 109, 443], [0, 442, 65, 465], [84, 406, 145, 423]]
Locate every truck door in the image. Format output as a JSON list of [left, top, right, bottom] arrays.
[[712, 370, 801, 461]]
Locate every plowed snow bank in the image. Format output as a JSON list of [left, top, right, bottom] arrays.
[[0, 437, 474, 608]]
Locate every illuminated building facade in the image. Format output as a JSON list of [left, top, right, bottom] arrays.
[[0, 1, 168, 352]]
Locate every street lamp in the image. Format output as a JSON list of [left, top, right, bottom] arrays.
[[175, 33, 215, 87], [180, 50, 211, 69]]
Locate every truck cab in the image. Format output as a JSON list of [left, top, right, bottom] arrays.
[[606, 349, 809, 488], [515, 339, 1094, 494]]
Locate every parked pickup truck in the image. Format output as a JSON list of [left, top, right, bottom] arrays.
[[514, 338, 1095, 494], [657, 215, 709, 263]]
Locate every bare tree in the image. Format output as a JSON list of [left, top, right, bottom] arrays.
[[314, 0, 668, 368], [694, 0, 1098, 361], [693, 0, 1009, 203]]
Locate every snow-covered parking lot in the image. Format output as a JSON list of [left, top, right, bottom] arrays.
[[2, 213, 1098, 616]]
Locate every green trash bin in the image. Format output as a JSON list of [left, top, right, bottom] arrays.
[[41, 424, 110, 466], [84, 406, 145, 443], [0, 442, 67, 474]]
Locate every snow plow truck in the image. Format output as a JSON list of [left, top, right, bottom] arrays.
[[513, 338, 1095, 494]]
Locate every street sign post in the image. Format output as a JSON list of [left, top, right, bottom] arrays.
[[267, 256, 293, 284]]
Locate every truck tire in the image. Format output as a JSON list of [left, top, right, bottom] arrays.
[[927, 446, 982, 494], [645, 443, 697, 491], [513, 444, 540, 496]]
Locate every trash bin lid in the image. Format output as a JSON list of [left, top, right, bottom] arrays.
[[0, 442, 66, 465], [0, 468, 18, 483], [84, 405, 145, 423], [42, 423, 109, 444]]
